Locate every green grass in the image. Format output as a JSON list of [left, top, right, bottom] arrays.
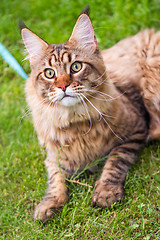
[[0, 0, 160, 239]]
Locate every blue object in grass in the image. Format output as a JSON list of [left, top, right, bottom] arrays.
[[0, 42, 28, 80]]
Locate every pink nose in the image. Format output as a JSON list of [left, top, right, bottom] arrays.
[[57, 83, 69, 91]]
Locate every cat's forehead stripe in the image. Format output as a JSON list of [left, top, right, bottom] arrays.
[[68, 53, 72, 62], [61, 52, 72, 63], [51, 53, 57, 62], [55, 45, 63, 62], [48, 57, 52, 66], [49, 47, 73, 64]]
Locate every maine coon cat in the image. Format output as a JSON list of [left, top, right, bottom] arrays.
[[20, 10, 159, 223]]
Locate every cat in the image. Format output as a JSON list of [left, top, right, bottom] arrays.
[[20, 8, 159, 223]]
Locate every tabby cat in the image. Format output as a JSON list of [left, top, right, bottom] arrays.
[[20, 9, 159, 223]]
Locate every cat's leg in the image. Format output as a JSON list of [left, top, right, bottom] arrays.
[[34, 158, 69, 223], [92, 140, 144, 207]]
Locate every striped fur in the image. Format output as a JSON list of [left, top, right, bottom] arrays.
[[102, 29, 160, 139], [21, 13, 160, 223]]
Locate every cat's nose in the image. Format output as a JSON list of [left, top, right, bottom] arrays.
[[57, 83, 69, 92]]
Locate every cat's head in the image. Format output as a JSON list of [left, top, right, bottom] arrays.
[[21, 12, 107, 108]]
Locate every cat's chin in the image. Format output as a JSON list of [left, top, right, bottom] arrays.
[[59, 96, 80, 107]]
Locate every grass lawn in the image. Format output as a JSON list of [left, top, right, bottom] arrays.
[[0, 0, 160, 239]]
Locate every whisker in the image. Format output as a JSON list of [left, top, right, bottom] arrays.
[[84, 92, 116, 107], [81, 93, 112, 118], [86, 86, 126, 101], [19, 97, 49, 124], [92, 76, 109, 89], [85, 92, 107, 101], [84, 88, 114, 100], [92, 69, 108, 82], [47, 92, 61, 102], [81, 93, 122, 140], [35, 100, 53, 130], [102, 116, 122, 141], [51, 100, 58, 124], [78, 94, 92, 135]]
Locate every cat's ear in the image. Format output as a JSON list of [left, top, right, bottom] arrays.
[[69, 14, 98, 53], [20, 23, 48, 64]]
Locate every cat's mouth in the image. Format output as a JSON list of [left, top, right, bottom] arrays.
[[59, 93, 79, 107], [61, 93, 75, 99]]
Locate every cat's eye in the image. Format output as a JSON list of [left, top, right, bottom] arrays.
[[44, 68, 55, 79], [71, 62, 82, 73]]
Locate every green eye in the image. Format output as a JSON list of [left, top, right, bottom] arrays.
[[44, 68, 55, 79], [71, 62, 82, 73]]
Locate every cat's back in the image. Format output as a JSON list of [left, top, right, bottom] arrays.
[[102, 29, 160, 139], [101, 29, 157, 85]]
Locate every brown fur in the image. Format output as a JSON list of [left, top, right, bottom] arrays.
[[21, 13, 159, 223], [102, 29, 160, 139]]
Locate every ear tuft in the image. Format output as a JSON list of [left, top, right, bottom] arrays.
[[79, 5, 90, 17], [19, 20, 28, 32]]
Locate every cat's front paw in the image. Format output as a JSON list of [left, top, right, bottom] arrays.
[[34, 200, 63, 223], [92, 180, 124, 208]]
